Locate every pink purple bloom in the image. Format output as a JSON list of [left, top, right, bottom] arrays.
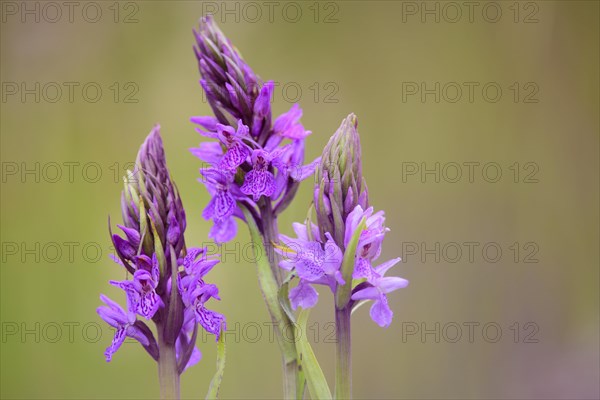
[[110, 255, 163, 319], [276, 222, 344, 310], [215, 121, 252, 170], [98, 127, 225, 374], [241, 149, 276, 201], [279, 114, 409, 328], [97, 295, 156, 362], [344, 205, 388, 280], [191, 17, 320, 243], [200, 167, 241, 243], [351, 258, 409, 328], [178, 247, 226, 338]]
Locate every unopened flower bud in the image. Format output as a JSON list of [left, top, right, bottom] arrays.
[[315, 114, 368, 248]]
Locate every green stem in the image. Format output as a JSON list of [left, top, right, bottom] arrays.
[[283, 357, 299, 400], [335, 306, 352, 400], [259, 204, 298, 398], [259, 201, 283, 285], [241, 204, 298, 399], [158, 331, 180, 400]]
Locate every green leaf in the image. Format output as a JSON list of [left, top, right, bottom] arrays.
[[205, 329, 226, 400], [351, 300, 369, 316], [296, 309, 332, 400], [278, 272, 296, 324], [149, 216, 166, 277], [296, 366, 306, 400], [335, 217, 366, 309], [164, 246, 183, 345]]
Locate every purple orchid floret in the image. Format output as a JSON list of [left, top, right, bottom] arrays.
[[278, 204, 408, 327], [216, 121, 252, 170], [344, 205, 388, 280], [276, 222, 344, 310], [351, 258, 409, 328], [241, 149, 276, 201], [191, 16, 321, 244], [344, 204, 408, 328], [109, 255, 163, 320], [98, 128, 225, 378], [97, 295, 151, 362], [273, 104, 311, 140], [251, 81, 274, 137], [200, 167, 241, 243], [178, 248, 226, 338]]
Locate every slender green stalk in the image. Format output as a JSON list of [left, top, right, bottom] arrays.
[[259, 201, 283, 285], [259, 203, 299, 398], [241, 204, 298, 399], [334, 306, 352, 400], [157, 331, 180, 400]]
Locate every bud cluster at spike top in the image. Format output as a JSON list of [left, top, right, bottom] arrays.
[[277, 115, 409, 328], [191, 15, 320, 243], [98, 126, 225, 369]]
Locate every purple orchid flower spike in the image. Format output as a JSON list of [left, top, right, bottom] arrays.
[[302, 114, 409, 398], [315, 114, 368, 247], [191, 16, 320, 256], [312, 115, 408, 323], [99, 127, 226, 398]]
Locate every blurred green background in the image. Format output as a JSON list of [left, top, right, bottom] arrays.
[[1, 1, 598, 399]]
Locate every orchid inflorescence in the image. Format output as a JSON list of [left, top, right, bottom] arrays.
[[97, 14, 408, 400], [98, 128, 225, 398]]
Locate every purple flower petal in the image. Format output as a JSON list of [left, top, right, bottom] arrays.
[[350, 286, 380, 301], [191, 116, 219, 132], [292, 222, 319, 242], [370, 295, 393, 328], [273, 104, 302, 136], [209, 216, 237, 243], [321, 233, 343, 276], [117, 225, 140, 249], [378, 277, 409, 293], [219, 142, 251, 170], [195, 306, 225, 338], [112, 234, 136, 261], [240, 169, 275, 201], [289, 282, 319, 310], [104, 327, 126, 362], [190, 142, 223, 164], [352, 257, 373, 280]]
